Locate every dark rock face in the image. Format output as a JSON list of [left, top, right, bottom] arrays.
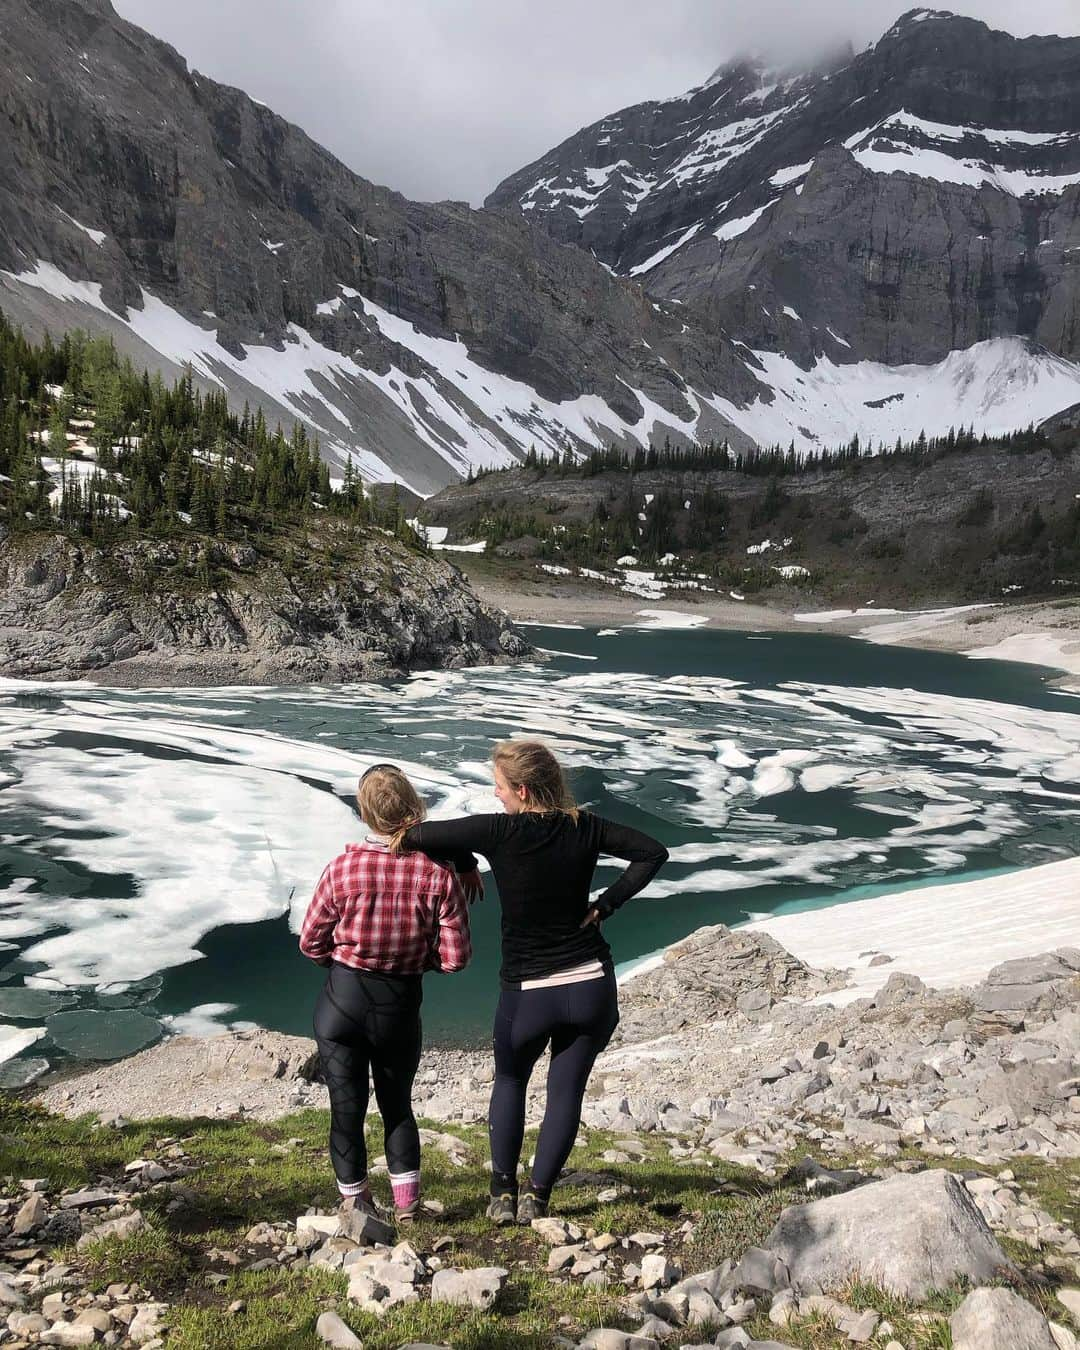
[[0, 529, 532, 685], [488, 9, 1080, 366], [0, 0, 759, 490]]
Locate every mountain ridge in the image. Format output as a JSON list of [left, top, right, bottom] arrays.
[[487, 7, 1080, 369]]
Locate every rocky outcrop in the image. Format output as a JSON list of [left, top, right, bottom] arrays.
[[489, 9, 1080, 368], [613, 924, 847, 1045], [0, 527, 531, 685]]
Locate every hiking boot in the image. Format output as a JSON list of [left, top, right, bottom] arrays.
[[486, 1192, 518, 1226], [516, 1191, 548, 1224]]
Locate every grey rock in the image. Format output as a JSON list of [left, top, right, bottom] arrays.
[[765, 1169, 1014, 1298], [578, 1333, 660, 1350], [634, 1315, 675, 1339], [613, 925, 845, 1046], [1057, 1290, 1080, 1321], [0, 531, 531, 686], [12, 1191, 47, 1234], [727, 1247, 790, 1297], [41, 1324, 98, 1347], [871, 973, 927, 1009], [60, 1188, 119, 1209], [429, 1266, 508, 1310], [128, 1303, 167, 1344], [0, 1278, 26, 1308], [338, 1205, 396, 1248], [640, 1253, 680, 1290], [951, 1288, 1058, 1350], [77, 1209, 148, 1250], [533, 1217, 584, 1244]]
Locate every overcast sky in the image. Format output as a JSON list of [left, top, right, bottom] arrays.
[[111, 0, 1080, 205]]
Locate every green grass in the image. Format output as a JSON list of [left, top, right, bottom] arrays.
[[1, 1097, 1076, 1350]]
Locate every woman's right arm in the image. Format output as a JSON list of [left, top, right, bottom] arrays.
[[430, 870, 472, 974], [299, 864, 338, 965]]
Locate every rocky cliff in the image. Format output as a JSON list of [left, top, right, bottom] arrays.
[[0, 526, 531, 685], [488, 9, 1080, 368]]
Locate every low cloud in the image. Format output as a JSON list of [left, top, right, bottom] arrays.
[[111, 0, 1080, 204]]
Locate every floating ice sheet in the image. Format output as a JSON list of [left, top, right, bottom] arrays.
[[45, 1009, 162, 1061]]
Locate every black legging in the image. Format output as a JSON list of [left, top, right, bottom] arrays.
[[489, 972, 619, 1198], [313, 962, 423, 1185]]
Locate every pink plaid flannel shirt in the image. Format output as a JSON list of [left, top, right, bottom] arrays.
[[299, 841, 471, 975]]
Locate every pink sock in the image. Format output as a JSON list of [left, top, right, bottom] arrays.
[[389, 1169, 420, 1210]]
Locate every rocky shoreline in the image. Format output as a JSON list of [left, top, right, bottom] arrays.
[[0, 530, 531, 687], [37, 924, 1080, 1167]]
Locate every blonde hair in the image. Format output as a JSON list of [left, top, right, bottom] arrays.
[[492, 740, 578, 820], [356, 765, 426, 853]]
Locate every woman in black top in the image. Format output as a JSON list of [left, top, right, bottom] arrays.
[[405, 739, 668, 1225]]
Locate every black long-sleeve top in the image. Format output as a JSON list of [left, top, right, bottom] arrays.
[[404, 811, 668, 988]]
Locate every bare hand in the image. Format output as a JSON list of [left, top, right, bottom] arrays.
[[580, 906, 602, 928], [460, 869, 485, 905]]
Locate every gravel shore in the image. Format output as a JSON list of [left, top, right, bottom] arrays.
[[459, 557, 1080, 686]]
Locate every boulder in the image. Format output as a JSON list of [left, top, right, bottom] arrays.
[[726, 1247, 790, 1297], [314, 1311, 363, 1349], [764, 1169, 1013, 1298], [640, 1253, 680, 1290], [950, 1288, 1058, 1350]]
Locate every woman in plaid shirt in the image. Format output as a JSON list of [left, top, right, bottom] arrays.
[[300, 764, 473, 1222]]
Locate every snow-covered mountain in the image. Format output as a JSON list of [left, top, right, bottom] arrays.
[[489, 10, 1080, 373], [3, 1, 1080, 492]]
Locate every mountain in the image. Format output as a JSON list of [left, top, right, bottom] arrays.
[[0, 0, 761, 495], [4, 3, 1080, 493], [488, 9, 1080, 431]]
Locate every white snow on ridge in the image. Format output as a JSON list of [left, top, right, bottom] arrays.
[[628, 222, 704, 277], [714, 199, 779, 242], [846, 109, 1080, 196], [881, 109, 1080, 151], [703, 336, 1080, 454], [770, 160, 814, 187], [57, 209, 107, 247]]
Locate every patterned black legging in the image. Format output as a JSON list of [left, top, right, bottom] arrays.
[[313, 962, 423, 1185]]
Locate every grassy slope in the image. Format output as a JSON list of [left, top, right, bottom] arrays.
[[2, 1100, 1077, 1349]]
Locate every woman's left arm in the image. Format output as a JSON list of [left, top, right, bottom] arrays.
[[584, 818, 669, 924], [405, 817, 504, 902]]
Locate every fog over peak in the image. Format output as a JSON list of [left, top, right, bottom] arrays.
[[110, 0, 1080, 205]]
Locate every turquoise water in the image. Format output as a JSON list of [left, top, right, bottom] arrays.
[[1, 623, 1079, 1071]]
